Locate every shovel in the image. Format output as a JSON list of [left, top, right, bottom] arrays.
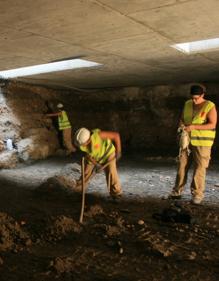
[[79, 157, 86, 224]]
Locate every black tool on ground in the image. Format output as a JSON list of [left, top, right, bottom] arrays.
[[152, 205, 193, 224]]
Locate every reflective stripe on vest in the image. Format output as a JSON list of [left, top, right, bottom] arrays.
[[58, 111, 71, 130], [183, 100, 216, 147], [80, 129, 115, 164]]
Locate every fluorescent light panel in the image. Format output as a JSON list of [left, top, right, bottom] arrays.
[[171, 38, 219, 54], [0, 59, 102, 79]]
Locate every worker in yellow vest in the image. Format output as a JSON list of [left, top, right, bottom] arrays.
[[170, 84, 217, 204], [46, 103, 76, 155], [74, 128, 122, 198]]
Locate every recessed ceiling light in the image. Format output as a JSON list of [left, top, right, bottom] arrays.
[[0, 59, 102, 79], [171, 38, 219, 54]]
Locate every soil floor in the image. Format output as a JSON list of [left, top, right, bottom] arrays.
[[0, 154, 219, 281]]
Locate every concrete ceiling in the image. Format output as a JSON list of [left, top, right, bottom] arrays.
[[0, 0, 219, 89]]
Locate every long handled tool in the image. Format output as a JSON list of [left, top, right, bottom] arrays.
[[84, 156, 116, 182], [79, 157, 86, 224]]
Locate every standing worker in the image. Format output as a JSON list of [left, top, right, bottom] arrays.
[[170, 84, 217, 204], [46, 103, 76, 155], [74, 128, 122, 198]]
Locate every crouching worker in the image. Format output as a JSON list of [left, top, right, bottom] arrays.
[[74, 128, 122, 198]]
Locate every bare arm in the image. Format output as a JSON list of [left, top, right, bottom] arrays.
[[99, 131, 122, 155], [46, 112, 62, 117], [185, 106, 217, 132], [178, 114, 184, 128]]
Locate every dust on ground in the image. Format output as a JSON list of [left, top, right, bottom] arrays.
[[0, 155, 219, 281]]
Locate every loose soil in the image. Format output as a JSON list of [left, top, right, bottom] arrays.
[[0, 155, 218, 281]]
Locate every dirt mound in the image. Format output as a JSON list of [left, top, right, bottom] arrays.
[[35, 163, 81, 196], [42, 215, 82, 242], [49, 247, 105, 276], [0, 151, 18, 169], [84, 204, 104, 218], [0, 212, 31, 252]]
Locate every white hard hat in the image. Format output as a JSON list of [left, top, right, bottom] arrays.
[[75, 128, 90, 145], [57, 103, 64, 109]]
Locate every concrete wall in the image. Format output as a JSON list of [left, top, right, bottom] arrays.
[[0, 81, 218, 167]]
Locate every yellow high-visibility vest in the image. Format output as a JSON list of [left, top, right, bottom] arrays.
[[58, 111, 71, 130], [80, 129, 115, 164], [183, 99, 216, 147]]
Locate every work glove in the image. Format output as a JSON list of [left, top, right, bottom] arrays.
[[75, 179, 82, 188], [177, 127, 183, 134], [177, 126, 184, 143], [176, 128, 182, 143], [94, 163, 103, 173], [116, 151, 122, 161]]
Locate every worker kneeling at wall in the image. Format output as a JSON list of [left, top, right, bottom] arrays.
[[74, 128, 122, 198]]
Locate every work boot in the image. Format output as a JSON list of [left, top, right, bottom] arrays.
[[191, 197, 202, 205], [110, 193, 122, 203], [168, 191, 182, 200]]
